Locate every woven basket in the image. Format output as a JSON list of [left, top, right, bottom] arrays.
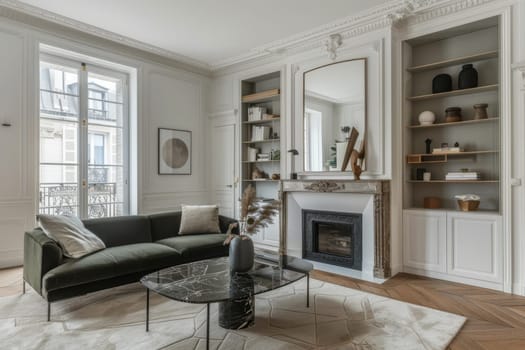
[[457, 199, 480, 211]]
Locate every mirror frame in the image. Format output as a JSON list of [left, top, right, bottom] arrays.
[[302, 57, 368, 173]]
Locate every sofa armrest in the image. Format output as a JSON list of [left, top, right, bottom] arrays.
[[218, 215, 239, 234], [23, 229, 63, 296]]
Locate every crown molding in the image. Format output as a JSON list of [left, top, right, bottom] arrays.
[[0, 0, 504, 75], [0, 0, 211, 72]]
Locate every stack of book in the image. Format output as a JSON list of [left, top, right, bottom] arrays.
[[251, 125, 270, 141], [445, 172, 480, 181], [248, 107, 266, 121], [256, 153, 270, 161]]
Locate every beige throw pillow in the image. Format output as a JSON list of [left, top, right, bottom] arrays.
[[37, 214, 106, 258], [179, 205, 221, 235]]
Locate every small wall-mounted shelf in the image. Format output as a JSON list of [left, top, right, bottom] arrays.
[[407, 84, 498, 102], [407, 180, 499, 183], [242, 179, 280, 182], [243, 139, 280, 144], [407, 117, 499, 129], [242, 89, 280, 103], [242, 160, 279, 163], [242, 117, 281, 125], [407, 150, 499, 164], [406, 50, 498, 73]]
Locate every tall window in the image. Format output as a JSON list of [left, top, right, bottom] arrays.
[[39, 53, 129, 218]]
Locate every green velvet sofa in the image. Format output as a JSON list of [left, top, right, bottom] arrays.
[[23, 211, 237, 319]]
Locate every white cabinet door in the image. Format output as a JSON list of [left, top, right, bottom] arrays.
[[447, 212, 502, 283], [403, 210, 447, 273]]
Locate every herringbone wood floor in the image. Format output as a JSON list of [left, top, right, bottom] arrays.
[[2, 266, 525, 349]]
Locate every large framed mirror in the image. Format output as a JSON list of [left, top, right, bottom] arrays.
[[303, 58, 367, 172]]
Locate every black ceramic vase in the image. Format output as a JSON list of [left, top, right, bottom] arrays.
[[458, 64, 478, 89], [432, 74, 452, 93], [229, 236, 254, 273]]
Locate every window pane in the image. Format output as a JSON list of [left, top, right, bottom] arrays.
[[88, 125, 124, 166], [40, 119, 78, 164], [88, 72, 124, 127]]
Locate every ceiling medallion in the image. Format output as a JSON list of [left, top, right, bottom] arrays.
[[325, 33, 343, 61]]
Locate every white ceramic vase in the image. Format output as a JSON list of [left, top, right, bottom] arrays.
[[418, 111, 436, 125]]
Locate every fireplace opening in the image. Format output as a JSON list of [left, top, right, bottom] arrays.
[[303, 210, 362, 270]]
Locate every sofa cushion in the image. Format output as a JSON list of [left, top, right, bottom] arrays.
[[83, 216, 151, 247], [149, 211, 182, 241], [43, 243, 180, 293], [37, 214, 105, 258], [156, 233, 229, 260], [179, 205, 221, 235]]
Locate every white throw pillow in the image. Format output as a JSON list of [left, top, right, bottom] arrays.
[[37, 214, 106, 258], [179, 205, 221, 235]]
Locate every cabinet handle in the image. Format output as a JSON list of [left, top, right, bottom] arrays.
[[1, 122, 11, 127], [226, 185, 233, 188]]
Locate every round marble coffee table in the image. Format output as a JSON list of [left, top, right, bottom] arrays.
[[141, 256, 308, 350]]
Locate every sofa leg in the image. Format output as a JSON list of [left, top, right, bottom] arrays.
[[146, 289, 150, 332], [47, 302, 51, 322], [306, 273, 310, 308], [22, 280, 26, 294]]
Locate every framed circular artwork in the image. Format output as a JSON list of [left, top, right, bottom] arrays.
[[158, 128, 192, 175]]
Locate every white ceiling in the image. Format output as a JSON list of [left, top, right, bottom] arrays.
[[17, 0, 390, 67]]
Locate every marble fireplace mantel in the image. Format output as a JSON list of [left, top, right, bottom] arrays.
[[279, 179, 391, 279]]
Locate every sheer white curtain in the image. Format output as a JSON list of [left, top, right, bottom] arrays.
[[304, 109, 323, 171]]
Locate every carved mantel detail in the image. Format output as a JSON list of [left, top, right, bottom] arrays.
[[280, 179, 391, 279]]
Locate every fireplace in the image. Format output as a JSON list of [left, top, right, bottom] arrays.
[[302, 209, 362, 270]]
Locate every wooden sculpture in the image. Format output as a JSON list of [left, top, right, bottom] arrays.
[[350, 138, 366, 180]]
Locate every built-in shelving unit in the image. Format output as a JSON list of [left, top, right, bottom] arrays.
[[240, 71, 282, 252], [403, 17, 501, 212], [402, 17, 504, 290]]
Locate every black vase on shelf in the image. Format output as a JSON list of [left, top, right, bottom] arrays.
[[458, 64, 478, 89], [432, 74, 452, 94]]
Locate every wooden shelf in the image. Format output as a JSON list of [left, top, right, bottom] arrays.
[[242, 179, 280, 182], [408, 180, 499, 183], [408, 117, 499, 129], [407, 84, 498, 102], [405, 207, 500, 214], [407, 50, 498, 73], [242, 89, 280, 103], [242, 160, 279, 163], [243, 139, 280, 144], [242, 117, 280, 125], [407, 150, 499, 164]]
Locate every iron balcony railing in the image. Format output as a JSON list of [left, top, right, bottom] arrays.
[[39, 182, 119, 218]]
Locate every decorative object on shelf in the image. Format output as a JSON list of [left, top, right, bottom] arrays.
[[158, 128, 191, 175], [328, 144, 337, 169], [445, 107, 462, 123], [423, 172, 431, 181], [251, 167, 267, 180], [247, 147, 258, 162], [416, 168, 426, 181], [425, 138, 432, 154], [325, 33, 342, 60], [224, 185, 280, 273], [423, 197, 442, 209], [458, 64, 478, 89], [341, 127, 359, 171], [418, 111, 436, 125], [271, 173, 280, 180], [473, 103, 488, 119], [270, 149, 280, 160], [455, 194, 481, 211], [288, 149, 299, 179], [340, 126, 351, 139], [248, 107, 266, 121], [350, 138, 366, 180], [454, 142, 460, 147], [432, 74, 452, 93]]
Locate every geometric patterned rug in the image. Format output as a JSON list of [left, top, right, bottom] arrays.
[[0, 278, 465, 349]]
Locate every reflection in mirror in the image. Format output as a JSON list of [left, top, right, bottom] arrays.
[[303, 59, 366, 172]]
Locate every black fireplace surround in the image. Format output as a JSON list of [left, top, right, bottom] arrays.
[[302, 209, 362, 270]]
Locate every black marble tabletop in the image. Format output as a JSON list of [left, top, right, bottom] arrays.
[[140, 256, 306, 304]]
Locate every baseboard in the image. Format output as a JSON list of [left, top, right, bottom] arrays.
[[403, 266, 504, 292], [391, 264, 403, 277], [0, 249, 23, 269], [512, 283, 525, 296]]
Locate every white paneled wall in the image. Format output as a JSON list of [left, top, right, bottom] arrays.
[[0, 16, 211, 268]]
